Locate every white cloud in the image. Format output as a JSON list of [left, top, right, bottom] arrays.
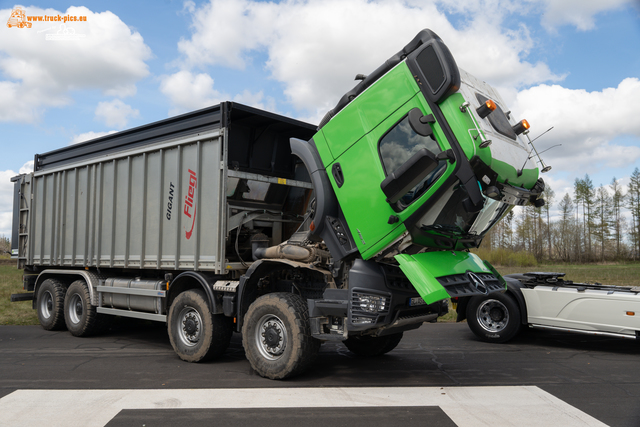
[[70, 130, 118, 145], [95, 100, 139, 129], [536, 0, 634, 31], [159, 70, 272, 116], [19, 161, 33, 174], [0, 6, 152, 123], [513, 78, 640, 173], [173, 0, 565, 122], [159, 70, 226, 115]]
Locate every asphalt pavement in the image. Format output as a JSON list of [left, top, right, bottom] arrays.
[[0, 320, 638, 426]]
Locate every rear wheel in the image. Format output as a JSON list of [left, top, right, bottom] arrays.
[[64, 280, 101, 337], [466, 292, 521, 343], [168, 289, 233, 363], [344, 333, 403, 357], [242, 293, 320, 379], [36, 278, 67, 331]]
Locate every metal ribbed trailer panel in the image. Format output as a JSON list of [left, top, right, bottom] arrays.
[[29, 131, 225, 272], [34, 104, 223, 172]]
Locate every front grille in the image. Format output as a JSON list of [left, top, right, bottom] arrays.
[[437, 272, 502, 297], [380, 264, 415, 292]]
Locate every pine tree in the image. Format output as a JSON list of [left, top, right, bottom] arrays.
[[594, 185, 612, 261], [628, 168, 640, 259], [542, 185, 555, 260], [610, 177, 625, 259], [555, 193, 575, 262]]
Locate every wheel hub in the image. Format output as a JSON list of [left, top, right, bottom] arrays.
[[477, 299, 509, 333], [263, 323, 282, 348], [177, 308, 202, 347], [75, 300, 83, 316], [40, 291, 53, 319], [489, 307, 504, 322], [184, 316, 198, 335], [255, 314, 288, 360]]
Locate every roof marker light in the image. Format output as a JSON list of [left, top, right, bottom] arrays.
[[476, 99, 496, 119], [513, 119, 530, 135]]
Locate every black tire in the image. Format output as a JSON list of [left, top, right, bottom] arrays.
[[168, 289, 233, 363], [64, 280, 101, 337], [466, 292, 521, 343], [343, 333, 403, 357], [242, 292, 321, 380], [36, 278, 67, 331]]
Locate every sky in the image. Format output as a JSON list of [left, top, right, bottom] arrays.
[[0, 0, 639, 238]]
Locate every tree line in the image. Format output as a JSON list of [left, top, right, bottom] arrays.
[[484, 168, 640, 263]]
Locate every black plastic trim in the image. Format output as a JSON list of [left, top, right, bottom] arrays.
[[35, 102, 316, 172], [318, 29, 448, 129]]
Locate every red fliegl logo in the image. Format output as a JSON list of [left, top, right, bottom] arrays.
[[183, 169, 197, 239]]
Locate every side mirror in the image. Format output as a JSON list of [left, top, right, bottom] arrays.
[[407, 108, 436, 138], [380, 148, 438, 204]]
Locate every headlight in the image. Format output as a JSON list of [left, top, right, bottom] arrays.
[[357, 294, 388, 313]]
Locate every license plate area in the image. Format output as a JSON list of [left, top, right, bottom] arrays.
[[409, 296, 426, 307]]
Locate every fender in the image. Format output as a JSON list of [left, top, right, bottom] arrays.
[[503, 275, 529, 325], [290, 137, 357, 261], [34, 269, 104, 306], [168, 271, 223, 315], [235, 258, 330, 332]]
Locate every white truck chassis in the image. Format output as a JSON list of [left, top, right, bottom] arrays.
[[458, 272, 640, 343]]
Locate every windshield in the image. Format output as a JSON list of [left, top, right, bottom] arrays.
[[416, 181, 512, 239]]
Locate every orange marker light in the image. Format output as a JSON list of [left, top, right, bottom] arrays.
[[626, 311, 635, 316], [513, 119, 530, 135], [476, 99, 497, 119]]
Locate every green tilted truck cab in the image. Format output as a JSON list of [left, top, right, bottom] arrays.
[[11, 29, 544, 379]]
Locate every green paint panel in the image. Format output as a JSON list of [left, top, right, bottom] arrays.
[[327, 131, 402, 254], [488, 157, 539, 189], [357, 95, 455, 259], [439, 93, 490, 165], [321, 63, 419, 160], [310, 130, 333, 167], [438, 93, 539, 189], [395, 251, 490, 304]]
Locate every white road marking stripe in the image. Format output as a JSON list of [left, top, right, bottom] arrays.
[[0, 386, 606, 427]]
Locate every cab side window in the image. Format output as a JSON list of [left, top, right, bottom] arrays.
[[379, 115, 446, 208]]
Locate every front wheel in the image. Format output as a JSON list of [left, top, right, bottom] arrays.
[[167, 289, 233, 363], [466, 292, 521, 343], [242, 293, 320, 379], [343, 333, 403, 357]]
